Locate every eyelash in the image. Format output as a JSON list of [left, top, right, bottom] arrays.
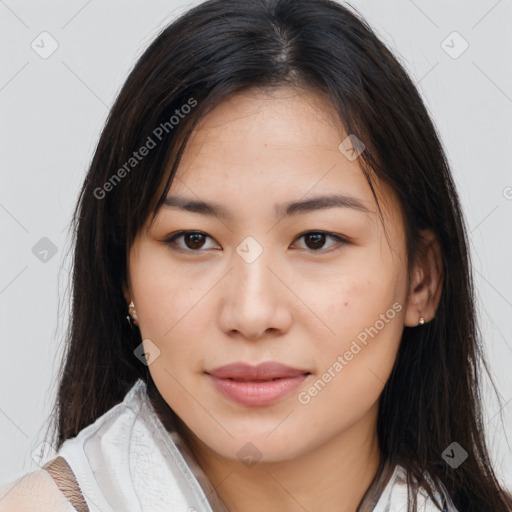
[[162, 230, 348, 254]]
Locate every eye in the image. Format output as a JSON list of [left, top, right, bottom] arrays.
[[163, 231, 219, 252], [292, 231, 347, 252], [163, 230, 347, 253]]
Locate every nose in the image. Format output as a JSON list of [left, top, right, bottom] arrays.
[[217, 245, 292, 341]]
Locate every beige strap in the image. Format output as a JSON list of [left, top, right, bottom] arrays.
[[43, 456, 90, 512]]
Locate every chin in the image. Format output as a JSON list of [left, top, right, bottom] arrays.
[[192, 426, 316, 466]]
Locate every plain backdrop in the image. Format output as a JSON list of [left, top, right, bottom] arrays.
[[1, 0, 511, 492]]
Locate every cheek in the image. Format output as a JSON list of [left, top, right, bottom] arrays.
[[130, 256, 211, 415], [128, 249, 206, 358], [321, 269, 403, 335], [312, 270, 405, 383], [296, 281, 404, 433]]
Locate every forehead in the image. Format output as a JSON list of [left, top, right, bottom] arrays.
[[174, 87, 370, 201], [156, 86, 403, 238], [185, 86, 345, 154]]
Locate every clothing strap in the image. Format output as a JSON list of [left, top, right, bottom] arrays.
[[43, 456, 90, 512]]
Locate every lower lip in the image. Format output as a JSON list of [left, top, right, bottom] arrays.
[[208, 374, 309, 407]]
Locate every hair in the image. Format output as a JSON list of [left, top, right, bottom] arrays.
[[46, 0, 511, 510]]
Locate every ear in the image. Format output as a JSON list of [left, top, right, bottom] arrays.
[[404, 229, 444, 327], [122, 281, 131, 305]]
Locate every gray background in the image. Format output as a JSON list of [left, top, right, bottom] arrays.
[[1, 0, 511, 491]]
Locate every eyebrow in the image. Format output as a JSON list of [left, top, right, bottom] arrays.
[[162, 193, 373, 221]]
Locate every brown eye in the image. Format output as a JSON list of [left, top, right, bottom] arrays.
[[304, 232, 327, 250], [163, 230, 347, 254], [183, 232, 207, 250], [163, 231, 219, 252], [293, 231, 347, 252]]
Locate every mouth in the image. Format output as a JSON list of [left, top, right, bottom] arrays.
[[205, 361, 311, 407], [222, 377, 297, 381]]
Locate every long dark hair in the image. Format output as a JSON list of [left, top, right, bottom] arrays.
[[46, 0, 511, 510]]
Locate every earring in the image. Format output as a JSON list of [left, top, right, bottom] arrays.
[[418, 317, 425, 326], [127, 300, 138, 325]]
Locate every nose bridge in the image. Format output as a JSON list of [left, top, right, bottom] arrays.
[[233, 234, 276, 298], [219, 234, 289, 338]]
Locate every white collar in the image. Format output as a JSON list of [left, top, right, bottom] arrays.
[[57, 379, 456, 512]]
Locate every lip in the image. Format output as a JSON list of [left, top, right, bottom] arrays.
[[206, 362, 310, 407]]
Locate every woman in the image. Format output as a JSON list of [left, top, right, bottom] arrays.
[[2, 0, 511, 510]]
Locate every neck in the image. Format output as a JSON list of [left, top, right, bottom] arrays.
[[180, 405, 382, 512]]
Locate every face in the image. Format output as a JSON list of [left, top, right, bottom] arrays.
[[124, 86, 413, 464]]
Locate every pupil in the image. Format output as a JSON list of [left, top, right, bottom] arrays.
[[307, 233, 325, 249], [187, 233, 204, 249]]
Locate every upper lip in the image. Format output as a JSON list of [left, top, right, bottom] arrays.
[[206, 362, 310, 380]]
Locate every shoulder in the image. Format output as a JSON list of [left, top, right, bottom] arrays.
[[0, 469, 75, 512]]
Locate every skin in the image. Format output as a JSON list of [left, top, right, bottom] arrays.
[[123, 86, 443, 512]]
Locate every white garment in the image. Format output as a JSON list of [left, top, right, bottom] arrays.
[[1, 379, 458, 512]]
